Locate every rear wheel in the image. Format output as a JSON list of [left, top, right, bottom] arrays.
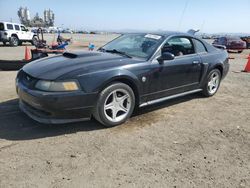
[[93, 82, 135, 127], [9, 36, 19, 47], [202, 69, 221, 97], [31, 36, 38, 46]]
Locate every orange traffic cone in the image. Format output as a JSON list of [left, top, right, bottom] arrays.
[[24, 46, 31, 61], [243, 55, 250, 72]]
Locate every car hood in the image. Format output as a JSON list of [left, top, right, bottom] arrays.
[[23, 51, 143, 80]]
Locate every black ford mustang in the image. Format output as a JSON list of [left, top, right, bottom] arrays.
[[16, 32, 229, 127]]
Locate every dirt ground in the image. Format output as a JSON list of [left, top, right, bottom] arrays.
[[0, 34, 249, 188]]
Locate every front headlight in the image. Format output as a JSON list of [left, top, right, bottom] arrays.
[[35, 80, 80, 92]]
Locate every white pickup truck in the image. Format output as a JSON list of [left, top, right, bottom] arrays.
[[0, 21, 38, 47]]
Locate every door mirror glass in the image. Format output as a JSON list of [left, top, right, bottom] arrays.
[[157, 52, 175, 64]]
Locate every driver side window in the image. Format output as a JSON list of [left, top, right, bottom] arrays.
[[162, 37, 195, 57], [21, 26, 26, 31]]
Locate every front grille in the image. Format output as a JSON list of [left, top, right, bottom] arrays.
[[18, 70, 38, 89]]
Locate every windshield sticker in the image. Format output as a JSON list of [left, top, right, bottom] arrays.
[[145, 34, 162, 40]]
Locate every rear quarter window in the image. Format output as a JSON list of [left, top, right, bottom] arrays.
[[0, 23, 4, 31], [193, 39, 207, 53], [7, 24, 14, 30]]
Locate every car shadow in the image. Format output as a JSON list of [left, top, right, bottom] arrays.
[[134, 93, 203, 116], [0, 93, 203, 141], [0, 99, 104, 141], [0, 44, 33, 47]]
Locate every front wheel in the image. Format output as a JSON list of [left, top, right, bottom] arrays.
[[31, 36, 38, 46], [93, 82, 135, 127], [202, 69, 221, 97]]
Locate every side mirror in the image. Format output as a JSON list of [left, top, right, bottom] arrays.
[[157, 52, 175, 64]]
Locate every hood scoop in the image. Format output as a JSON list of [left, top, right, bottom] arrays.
[[63, 51, 102, 59], [63, 52, 78, 58]]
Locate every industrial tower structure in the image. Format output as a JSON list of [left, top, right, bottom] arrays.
[[17, 7, 55, 27]]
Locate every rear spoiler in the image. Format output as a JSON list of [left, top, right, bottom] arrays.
[[213, 44, 226, 50], [187, 29, 200, 35]]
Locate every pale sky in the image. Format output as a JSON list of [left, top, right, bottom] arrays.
[[0, 0, 250, 33]]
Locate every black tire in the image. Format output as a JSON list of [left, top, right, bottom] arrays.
[[31, 36, 38, 46], [9, 36, 19, 47], [202, 69, 221, 97], [93, 82, 135, 127]]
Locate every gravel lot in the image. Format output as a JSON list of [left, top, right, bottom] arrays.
[[0, 34, 249, 188]]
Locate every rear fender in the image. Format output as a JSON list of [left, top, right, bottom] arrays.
[[199, 58, 225, 87], [199, 63, 209, 87]]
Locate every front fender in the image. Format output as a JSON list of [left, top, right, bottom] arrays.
[[77, 68, 141, 94]]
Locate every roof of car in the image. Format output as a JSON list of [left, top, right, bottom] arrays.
[[124, 31, 193, 38], [0, 21, 23, 25], [153, 31, 190, 36]]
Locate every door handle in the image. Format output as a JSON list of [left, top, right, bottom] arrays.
[[193, 60, 200, 64]]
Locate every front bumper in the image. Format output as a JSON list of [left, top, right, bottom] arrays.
[[17, 82, 98, 124]]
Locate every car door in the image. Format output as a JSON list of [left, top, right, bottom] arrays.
[[146, 36, 202, 101], [20, 25, 32, 40], [20, 25, 27, 40], [14, 24, 21, 38]]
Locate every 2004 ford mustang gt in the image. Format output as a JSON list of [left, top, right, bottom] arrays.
[[16, 32, 229, 127]]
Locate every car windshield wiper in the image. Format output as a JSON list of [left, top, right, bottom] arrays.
[[105, 49, 132, 58]]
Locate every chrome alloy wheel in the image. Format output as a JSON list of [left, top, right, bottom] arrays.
[[207, 71, 220, 95], [104, 89, 131, 123]]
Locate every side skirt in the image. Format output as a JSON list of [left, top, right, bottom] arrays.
[[139, 89, 202, 108]]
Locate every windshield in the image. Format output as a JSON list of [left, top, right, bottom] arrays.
[[101, 34, 164, 59], [228, 37, 241, 41]]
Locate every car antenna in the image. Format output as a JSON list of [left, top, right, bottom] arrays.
[[177, 0, 190, 31]]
